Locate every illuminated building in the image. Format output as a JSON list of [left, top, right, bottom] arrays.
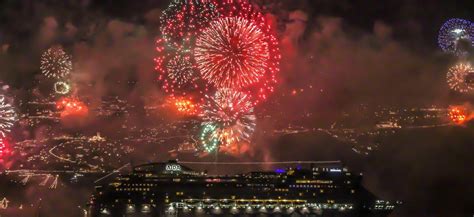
[[88, 160, 399, 217]]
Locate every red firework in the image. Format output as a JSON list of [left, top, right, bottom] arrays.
[[157, 0, 280, 104], [195, 17, 270, 89], [198, 0, 280, 104], [156, 39, 210, 100], [160, 0, 219, 50], [56, 97, 89, 118], [156, 0, 218, 99], [0, 138, 11, 159]]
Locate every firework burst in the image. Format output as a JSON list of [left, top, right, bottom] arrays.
[[447, 62, 474, 93], [200, 123, 220, 153], [54, 81, 71, 95], [156, 39, 210, 99], [438, 18, 474, 56], [195, 17, 270, 88], [40, 45, 73, 79], [201, 89, 256, 149], [196, 0, 280, 103], [166, 54, 195, 87], [160, 0, 219, 50], [0, 96, 17, 138]]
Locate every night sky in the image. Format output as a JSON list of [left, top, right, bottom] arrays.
[[0, 0, 474, 217]]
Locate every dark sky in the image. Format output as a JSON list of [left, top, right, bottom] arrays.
[[0, 1, 474, 217]]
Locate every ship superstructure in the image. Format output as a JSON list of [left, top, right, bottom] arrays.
[[88, 160, 399, 217]]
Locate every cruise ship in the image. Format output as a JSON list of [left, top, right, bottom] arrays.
[[88, 160, 399, 217]]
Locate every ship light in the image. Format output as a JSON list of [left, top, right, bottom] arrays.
[[100, 208, 110, 215], [183, 206, 190, 213], [196, 206, 204, 213], [141, 204, 151, 213], [301, 206, 309, 213], [245, 206, 253, 213], [126, 204, 135, 213], [230, 206, 239, 214], [212, 206, 222, 214], [287, 207, 295, 214], [273, 206, 281, 213]]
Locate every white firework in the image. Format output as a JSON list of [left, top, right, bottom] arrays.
[[447, 62, 474, 93], [40, 45, 73, 79], [0, 95, 17, 137]]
